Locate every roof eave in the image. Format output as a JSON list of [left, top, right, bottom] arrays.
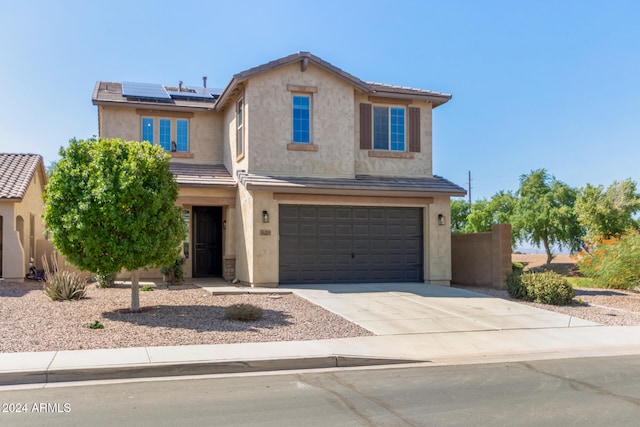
[[93, 99, 214, 113], [174, 182, 238, 189], [215, 52, 372, 111], [242, 182, 466, 198], [369, 91, 452, 108]]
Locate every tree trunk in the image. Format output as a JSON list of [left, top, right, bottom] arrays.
[[543, 239, 553, 266], [130, 270, 140, 312]]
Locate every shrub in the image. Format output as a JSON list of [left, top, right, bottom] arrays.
[[512, 261, 524, 273], [576, 230, 640, 290], [87, 320, 104, 329], [161, 257, 185, 285], [42, 255, 87, 301], [223, 303, 263, 322], [140, 285, 154, 292], [95, 272, 116, 288], [507, 272, 527, 300], [507, 271, 574, 305]]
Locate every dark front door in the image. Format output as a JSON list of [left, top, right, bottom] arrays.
[[193, 207, 223, 277]]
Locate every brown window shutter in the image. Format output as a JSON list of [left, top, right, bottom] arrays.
[[360, 103, 372, 149], [408, 107, 421, 152]]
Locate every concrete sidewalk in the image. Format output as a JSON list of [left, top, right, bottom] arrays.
[[3, 283, 640, 386]]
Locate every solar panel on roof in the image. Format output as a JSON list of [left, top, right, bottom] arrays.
[[204, 87, 223, 96], [167, 91, 213, 100], [122, 81, 171, 100]]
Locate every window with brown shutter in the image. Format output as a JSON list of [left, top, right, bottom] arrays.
[[408, 107, 421, 153], [359, 103, 372, 149]]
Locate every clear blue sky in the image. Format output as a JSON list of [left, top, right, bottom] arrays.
[[1, 0, 639, 201]]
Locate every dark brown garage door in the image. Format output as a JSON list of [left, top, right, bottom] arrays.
[[279, 205, 423, 284]]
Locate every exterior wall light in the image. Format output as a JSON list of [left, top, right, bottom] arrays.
[[438, 214, 446, 226], [262, 210, 270, 223]]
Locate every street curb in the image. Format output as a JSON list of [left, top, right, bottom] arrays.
[[0, 356, 423, 386]]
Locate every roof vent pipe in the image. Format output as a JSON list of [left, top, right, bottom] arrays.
[[203, 76, 207, 88], [178, 81, 183, 91]]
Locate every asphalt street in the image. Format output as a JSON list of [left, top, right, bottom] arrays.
[[1, 355, 639, 426]]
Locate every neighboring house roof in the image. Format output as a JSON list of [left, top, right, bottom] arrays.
[[0, 153, 45, 201], [169, 163, 236, 188], [92, 82, 218, 112], [236, 171, 466, 198]]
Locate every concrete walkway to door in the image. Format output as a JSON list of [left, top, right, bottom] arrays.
[[283, 283, 597, 334]]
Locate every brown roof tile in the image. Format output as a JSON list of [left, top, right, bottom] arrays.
[[0, 154, 43, 200], [236, 171, 466, 197], [367, 82, 452, 107], [169, 162, 236, 188]]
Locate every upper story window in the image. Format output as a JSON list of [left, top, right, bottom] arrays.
[[176, 119, 188, 152], [373, 106, 405, 151], [360, 103, 420, 154], [142, 117, 154, 144], [140, 117, 189, 152], [236, 98, 244, 159], [292, 94, 311, 143], [159, 119, 171, 151]]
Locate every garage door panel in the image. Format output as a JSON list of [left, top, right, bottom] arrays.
[[279, 205, 423, 284]]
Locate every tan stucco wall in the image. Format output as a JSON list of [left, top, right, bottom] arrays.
[[0, 203, 21, 280], [98, 106, 223, 163], [248, 190, 279, 286], [1, 168, 46, 281], [235, 184, 253, 284], [242, 63, 356, 178], [425, 196, 452, 285], [354, 95, 433, 177]]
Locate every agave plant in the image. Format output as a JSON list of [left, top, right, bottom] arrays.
[[42, 255, 87, 301]]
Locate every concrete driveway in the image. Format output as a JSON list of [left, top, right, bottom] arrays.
[[284, 283, 597, 335]]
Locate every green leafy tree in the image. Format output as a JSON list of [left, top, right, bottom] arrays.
[[450, 199, 471, 234], [464, 191, 516, 233], [44, 138, 185, 311], [511, 169, 582, 265], [575, 179, 640, 242]]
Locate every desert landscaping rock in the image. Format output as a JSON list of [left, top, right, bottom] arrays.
[[0, 282, 373, 353]]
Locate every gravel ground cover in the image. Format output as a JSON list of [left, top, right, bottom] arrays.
[[458, 253, 640, 326], [3, 260, 640, 354], [456, 286, 640, 326], [0, 281, 372, 354]]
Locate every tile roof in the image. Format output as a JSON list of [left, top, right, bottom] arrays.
[[169, 162, 236, 187], [92, 82, 217, 111], [367, 82, 452, 107], [236, 171, 466, 197], [215, 52, 372, 110], [94, 52, 452, 112], [0, 154, 44, 200]]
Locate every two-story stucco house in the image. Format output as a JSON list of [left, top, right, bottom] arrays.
[[92, 52, 465, 287]]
